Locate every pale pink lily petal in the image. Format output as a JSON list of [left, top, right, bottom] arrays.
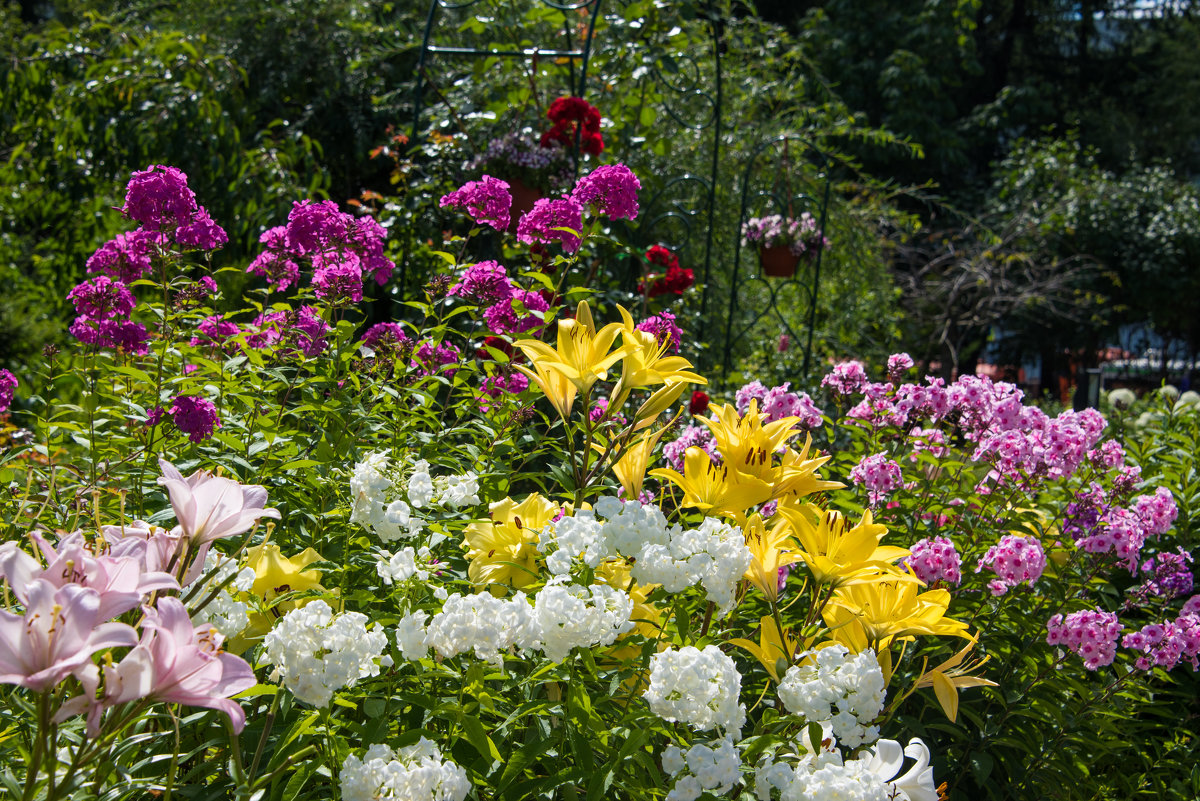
[[103, 522, 209, 586], [0, 541, 40, 602], [0, 580, 137, 692], [157, 459, 280, 546]]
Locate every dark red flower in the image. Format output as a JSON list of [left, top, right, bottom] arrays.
[[689, 391, 710, 416], [541, 97, 604, 155]]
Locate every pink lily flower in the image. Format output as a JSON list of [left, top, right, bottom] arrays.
[[101, 521, 210, 587], [68, 597, 255, 734], [157, 459, 280, 546], [0, 579, 138, 692], [0, 533, 179, 622]]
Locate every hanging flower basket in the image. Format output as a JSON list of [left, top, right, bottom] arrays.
[[760, 245, 799, 278], [509, 178, 543, 232]]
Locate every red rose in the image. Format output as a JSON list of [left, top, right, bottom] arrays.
[[689, 390, 710, 416]]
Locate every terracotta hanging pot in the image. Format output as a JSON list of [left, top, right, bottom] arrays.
[[760, 245, 799, 278], [509, 178, 543, 232]]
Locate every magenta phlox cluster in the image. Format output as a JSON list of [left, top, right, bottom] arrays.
[[450, 261, 512, 305], [1122, 613, 1200, 671], [478, 372, 530, 412], [247, 226, 302, 291], [1046, 609, 1122, 670], [122, 165, 227, 249], [1134, 488, 1179, 537], [190, 315, 240, 349], [516, 197, 584, 252], [312, 250, 365, 304], [440, 174, 512, 232], [175, 207, 229, 250], [169, 395, 221, 443], [69, 317, 150, 354], [86, 229, 163, 283], [975, 534, 1046, 596], [411, 340, 461, 378], [886, 352, 914, 381], [903, 536, 962, 586], [1076, 498, 1171, 573], [821, 360, 869, 395], [664, 425, 719, 471], [360, 322, 410, 354], [636, 312, 683, 354], [849, 452, 904, 506], [0, 369, 16, 413], [294, 306, 332, 357], [483, 289, 549, 335], [571, 164, 640, 220]]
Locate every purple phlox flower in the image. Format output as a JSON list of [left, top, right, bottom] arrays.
[[145, 406, 165, 427], [360, 322, 410, 354], [759, 382, 824, 428], [245, 311, 288, 350], [247, 237, 301, 291], [285, 200, 351, 255], [1132, 548, 1194, 602], [0, 370, 16, 413], [571, 164, 640, 221], [1046, 608, 1121, 670], [663, 425, 719, 472], [122, 165, 198, 230], [350, 216, 395, 285], [86, 229, 163, 283], [294, 306, 331, 357], [480, 371, 529, 398], [1123, 613, 1200, 672], [175, 206, 229, 250], [636, 312, 682, 354], [189, 315, 240, 349], [1089, 440, 1126, 469], [450, 260, 515, 306], [411, 340, 461, 378], [975, 534, 1045, 595], [157, 458, 280, 547], [1078, 506, 1150, 573], [440, 174, 512, 232], [483, 289, 549, 335], [516, 196, 584, 253], [0, 532, 178, 622], [199, 276, 218, 295], [69, 317, 151, 354], [169, 396, 222, 443], [68, 276, 137, 320], [0, 578, 138, 692], [311, 250, 364, 304]]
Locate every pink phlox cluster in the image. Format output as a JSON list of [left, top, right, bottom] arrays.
[[516, 197, 584, 253], [636, 312, 683, 354], [246, 311, 287, 350], [86, 229, 162, 282], [1183, 595, 1200, 616], [411, 340, 461, 378], [734, 381, 769, 414], [1122, 614, 1200, 672], [122, 165, 227, 249], [440, 174, 512, 232], [1112, 464, 1143, 499], [849, 452, 903, 506], [976, 534, 1046, 596], [903, 536, 962, 586], [198, 276, 218, 295], [293, 306, 331, 357], [847, 383, 906, 428], [821, 360, 869, 395], [589, 398, 610, 422], [663, 425, 719, 471], [483, 289, 549, 335], [480, 371, 529, 398], [286, 200, 350, 254], [1046, 608, 1122, 670], [311, 250, 365, 304], [734, 380, 824, 428], [0, 369, 16, 413], [1089, 440, 1126, 469], [68, 276, 137, 320], [741, 213, 823, 256], [169, 395, 221, 443], [571, 164, 640, 221], [1133, 487, 1178, 537], [450, 261, 514, 305], [246, 307, 330, 358], [1078, 507, 1150, 573], [360, 322, 410, 354], [68, 317, 150, 354], [907, 428, 950, 461], [886, 352, 914, 381], [247, 227, 302, 291], [189, 315, 240, 349], [1063, 483, 1109, 544]]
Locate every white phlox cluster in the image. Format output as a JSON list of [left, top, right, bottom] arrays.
[[662, 737, 742, 801], [754, 733, 937, 801], [350, 453, 480, 542], [340, 738, 470, 801], [644, 645, 746, 734], [533, 578, 635, 662], [776, 645, 886, 747], [190, 549, 256, 638], [406, 592, 541, 667], [376, 545, 432, 585], [539, 497, 751, 615], [263, 600, 389, 707]]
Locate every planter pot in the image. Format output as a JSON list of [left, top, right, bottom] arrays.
[[760, 245, 799, 278], [509, 178, 543, 232]]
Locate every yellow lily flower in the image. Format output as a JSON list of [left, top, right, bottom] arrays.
[[781, 504, 911, 586], [514, 359, 578, 420], [596, 423, 672, 500], [235, 543, 329, 649], [824, 578, 970, 653], [730, 614, 801, 681], [742, 512, 804, 603], [915, 635, 997, 722], [461, 493, 560, 591], [615, 307, 706, 390], [514, 300, 629, 395], [650, 446, 774, 523]]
